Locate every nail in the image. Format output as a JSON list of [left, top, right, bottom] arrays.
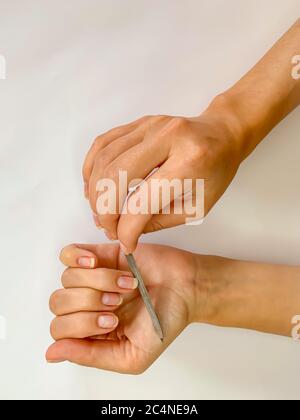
[[102, 293, 123, 306], [117, 276, 138, 290], [78, 257, 96, 268], [47, 359, 65, 364], [120, 242, 130, 255], [93, 213, 102, 229], [98, 315, 118, 329]]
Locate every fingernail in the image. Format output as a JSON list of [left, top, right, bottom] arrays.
[[102, 293, 123, 306], [104, 230, 116, 241], [84, 182, 89, 199], [120, 242, 130, 255], [47, 359, 65, 364], [98, 315, 118, 329], [78, 257, 96, 268], [117, 276, 138, 289], [93, 213, 102, 229]]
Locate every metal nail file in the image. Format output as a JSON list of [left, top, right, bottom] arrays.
[[125, 253, 164, 342]]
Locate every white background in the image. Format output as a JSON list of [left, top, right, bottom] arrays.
[[0, 0, 299, 400]]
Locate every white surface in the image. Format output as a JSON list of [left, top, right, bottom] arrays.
[[0, 0, 299, 400]]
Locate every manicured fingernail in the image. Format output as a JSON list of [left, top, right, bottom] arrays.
[[98, 315, 118, 328], [102, 293, 123, 306], [47, 359, 65, 364], [84, 182, 89, 199], [93, 213, 102, 229], [104, 230, 116, 241], [117, 276, 138, 289], [78, 257, 96, 268], [120, 242, 130, 255]]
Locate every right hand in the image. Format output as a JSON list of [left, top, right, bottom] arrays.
[[83, 98, 243, 253]]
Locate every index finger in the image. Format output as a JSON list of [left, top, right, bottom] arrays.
[[83, 117, 148, 198], [59, 243, 120, 269]]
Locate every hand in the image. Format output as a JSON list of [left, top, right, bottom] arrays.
[[83, 21, 300, 254], [83, 104, 243, 253], [46, 243, 213, 374], [46, 243, 300, 372]]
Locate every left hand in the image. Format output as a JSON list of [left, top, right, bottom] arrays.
[[46, 242, 209, 374]]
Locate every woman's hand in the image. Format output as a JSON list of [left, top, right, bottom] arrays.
[[83, 105, 243, 254], [46, 243, 300, 372], [83, 20, 300, 254], [46, 243, 213, 374]]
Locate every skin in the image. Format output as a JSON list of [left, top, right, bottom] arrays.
[[46, 21, 300, 373], [46, 243, 300, 373], [82, 19, 300, 254]]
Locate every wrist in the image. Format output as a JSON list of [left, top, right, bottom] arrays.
[[206, 91, 265, 162], [203, 93, 250, 163], [192, 254, 300, 337], [191, 255, 256, 329], [189, 254, 235, 325]]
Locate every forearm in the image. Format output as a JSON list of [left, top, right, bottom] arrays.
[[195, 256, 300, 337], [207, 19, 300, 161]]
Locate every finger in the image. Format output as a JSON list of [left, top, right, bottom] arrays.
[[83, 117, 149, 198], [61, 267, 138, 293], [46, 339, 148, 374], [59, 244, 98, 269], [59, 243, 121, 269], [91, 140, 170, 239], [117, 161, 181, 253], [50, 312, 119, 340], [49, 288, 123, 316], [88, 130, 144, 229]]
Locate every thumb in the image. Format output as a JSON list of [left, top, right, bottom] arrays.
[[117, 165, 175, 254], [46, 339, 126, 373]]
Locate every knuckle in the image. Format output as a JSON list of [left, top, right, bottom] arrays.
[[49, 290, 63, 314], [169, 116, 188, 131], [61, 267, 74, 287], [126, 363, 148, 375], [59, 246, 69, 263], [82, 162, 90, 179], [182, 138, 208, 165], [50, 318, 59, 340], [98, 214, 118, 228], [149, 114, 165, 123], [89, 193, 98, 214], [93, 126, 119, 146], [139, 115, 152, 123], [103, 163, 117, 180], [188, 141, 205, 160], [93, 267, 107, 277], [72, 318, 85, 338], [105, 125, 129, 139], [95, 149, 111, 168], [59, 244, 77, 264], [93, 134, 106, 145]]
